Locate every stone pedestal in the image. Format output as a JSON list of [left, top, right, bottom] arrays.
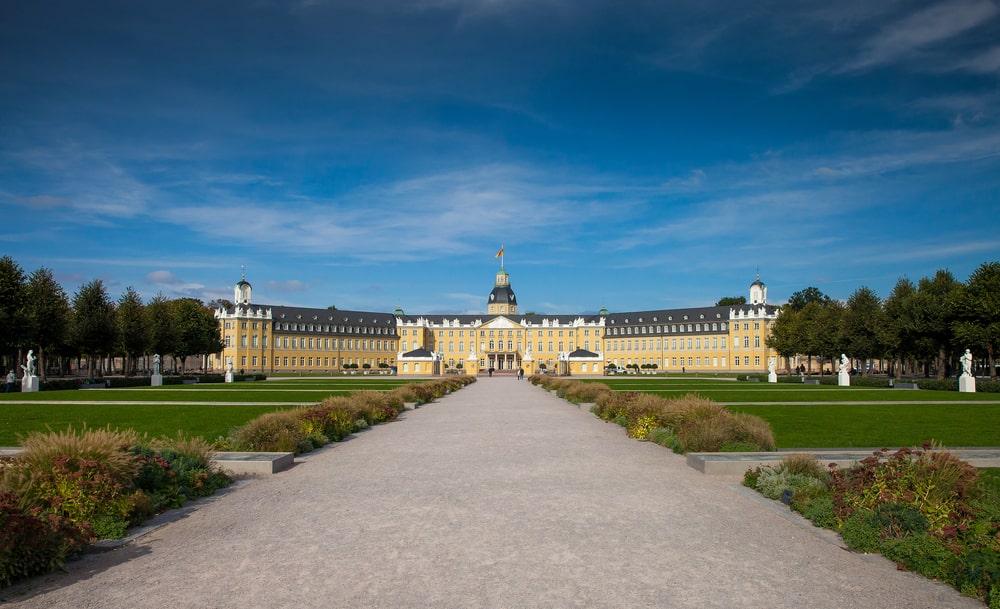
[[150, 374, 163, 387], [838, 371, 850, 387], [225, 371, 234, 383], [21, 375, 39, 392], [768, 372, 777, 383], [959, 376, 976, 393]]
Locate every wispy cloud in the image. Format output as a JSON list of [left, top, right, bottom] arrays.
[[839, 0, 999, 73]]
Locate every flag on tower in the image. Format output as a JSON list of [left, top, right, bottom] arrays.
[[495, 245, 504, 258]]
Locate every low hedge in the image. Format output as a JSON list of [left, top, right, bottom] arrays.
[[531, 376, 775, 453], [215, 376, 476, 454]]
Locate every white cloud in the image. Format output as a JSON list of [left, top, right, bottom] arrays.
[[841, 0, 999, 72], [146, 270, 182, 285]]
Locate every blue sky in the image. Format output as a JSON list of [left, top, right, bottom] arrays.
[[1, 0, 998, 316]]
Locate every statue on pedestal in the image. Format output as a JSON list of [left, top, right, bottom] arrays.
[[960, 349, 973, 378], [839, 354, 849, 374], [152, 354, 161, 376], [21, 350, 37, 377]]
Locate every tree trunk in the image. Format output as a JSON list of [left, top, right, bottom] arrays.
[[936, 346, 946, 379]]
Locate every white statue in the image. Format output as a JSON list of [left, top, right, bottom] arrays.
[[152, 354, 161, 376], [960, 349, 973, 378], [22, 350, 37, 377], [839, 354, 849, 374], [767, 357, 776, 374]]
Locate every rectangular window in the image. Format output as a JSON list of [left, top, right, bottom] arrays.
[[755, 356, 761, 367], [274, 357, 280, 367], [721, 337, 727, 348], [252, 356, 258, 366], [744, 356, 750, 366], [225, 335, 231, 347], [734, 357, 740, 366], [687, 339, 692, 349], [754, 336, 761, 348], [744, 337, 750, 348], [283, 357, 288, 367], [241, 356, 247, 366]]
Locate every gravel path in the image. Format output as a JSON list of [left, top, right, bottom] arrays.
[[1, 378, 981, 608]]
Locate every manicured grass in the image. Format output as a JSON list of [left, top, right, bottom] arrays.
[[593, 378, 1000, 403], [0, 377, 422, 445], [590, 377, 1000, 448], [726, 403, 1000, 448], [0, 403, 288, 446]]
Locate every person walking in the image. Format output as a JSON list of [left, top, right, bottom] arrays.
[[4, 369, 15, 392], [517, 367, 524, 380]]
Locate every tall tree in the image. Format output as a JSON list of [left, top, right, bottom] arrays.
[[146, 293, 177, 371], [23, 267, 71, 381], [882, 277, 918, 377], [71, 280, 116, 379], [715, 296, 747, 307], [809, 300, 845, 371], [0, 256, 27, 368], [840, 286, 885, 375], [913, 269, 960, 378], [952, 261, 1000, 381], [171, 298, 224, 375], [785, 287, 832, 312], [766, 307, 801, 367], [116, 286, 149, 377]]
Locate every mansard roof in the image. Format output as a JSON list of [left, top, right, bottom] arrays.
[[394, 312, 605, 326], [400, 347, 434, 358], [604, 305, 731, 328]]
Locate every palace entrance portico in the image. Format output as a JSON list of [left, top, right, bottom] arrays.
[[486, 352, 521, 373]]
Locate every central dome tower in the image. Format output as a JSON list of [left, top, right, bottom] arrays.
[[487, 265, 517, 316]]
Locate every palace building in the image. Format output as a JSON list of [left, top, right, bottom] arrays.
[[214, 266, 780, 376]]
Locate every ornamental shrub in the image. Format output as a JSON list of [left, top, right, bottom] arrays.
[[829, 446, 980, 536], [232, 409, 309, 453], [562, 381, 612, 405], [0, 492, 92, 588]]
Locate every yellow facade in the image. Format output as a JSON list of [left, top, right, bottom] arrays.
[[215, 277, 398, 375], [216, 267, 779, 376]]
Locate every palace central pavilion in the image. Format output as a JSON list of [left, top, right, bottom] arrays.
[[215, 265, 780, 376]]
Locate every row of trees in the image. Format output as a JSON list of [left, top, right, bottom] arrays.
[[0, 256, 224, 381], [767, 262, 999, 380]]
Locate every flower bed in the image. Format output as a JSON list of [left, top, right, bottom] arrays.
[[743, 446, 1000, 607]]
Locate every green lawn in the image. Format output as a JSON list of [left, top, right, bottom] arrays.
[[0, 403, 287, 445], [0, 377, 421, 445], [591, 377, 1000, 448]]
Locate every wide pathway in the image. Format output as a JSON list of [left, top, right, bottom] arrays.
[[1, 379, 981, 609]]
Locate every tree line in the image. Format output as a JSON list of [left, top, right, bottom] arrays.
[[0, 256, 224, 381], [767, 261, 999, 380]]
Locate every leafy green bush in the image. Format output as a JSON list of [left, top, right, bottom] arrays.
[[646, 428, 682, 452], [0, 491, 91, 588], [829, 446, 980, 536]]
